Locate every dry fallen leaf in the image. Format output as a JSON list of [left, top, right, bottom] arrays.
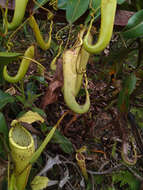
[[115, 10, 134, 26], [41, 58, 63, 109]]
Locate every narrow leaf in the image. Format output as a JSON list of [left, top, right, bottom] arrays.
[[0, 90, 15, 109], [124, 10, 143, 30], [122, 10, 143, 38], [30, 126, 57, 164], [0, 52, 21, 65], [124, 73, 136, 95]]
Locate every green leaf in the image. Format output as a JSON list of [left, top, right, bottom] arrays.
[[58, 0, 68, 10], [30, 76, 48, 86], [112, 170, 140, 190], [54, 130, 74, 154], [124, 10, 143, 30], [49, 128, 74, 154], [31, 176, 49, 190], [122, 10, 143, 39], [66, 0, 89, 24], [0, 52, 21, 65], [60, 139, 73, 154], [32, 107, 47, 118], [94, 175, 104, 185], [30, 125, 57, 163], [124, 73, 136, 95], [91, 0, 101, 9], [16, 95, 26, 105], [0, 90, 15, 110]]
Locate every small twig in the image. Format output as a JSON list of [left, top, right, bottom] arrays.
[[98, 161, 110, 171], [87, 164, 123, 175]]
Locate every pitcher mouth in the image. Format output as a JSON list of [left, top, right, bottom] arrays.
[[9, 125, 34, 149]]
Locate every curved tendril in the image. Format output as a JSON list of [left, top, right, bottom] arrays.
[[87, 16, 94, 37], [50, 25, 70, 70], [50, 40, 63, 70], [33, 0, 54, 16], [22, 56, 46, 71], [7, 16, 31, 51], [64, 25, 72, 51], [73, 28, 85, 50]]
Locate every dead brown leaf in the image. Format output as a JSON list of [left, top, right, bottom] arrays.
[[115, 10, 134, 26], [41, 58, 63, 110]]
